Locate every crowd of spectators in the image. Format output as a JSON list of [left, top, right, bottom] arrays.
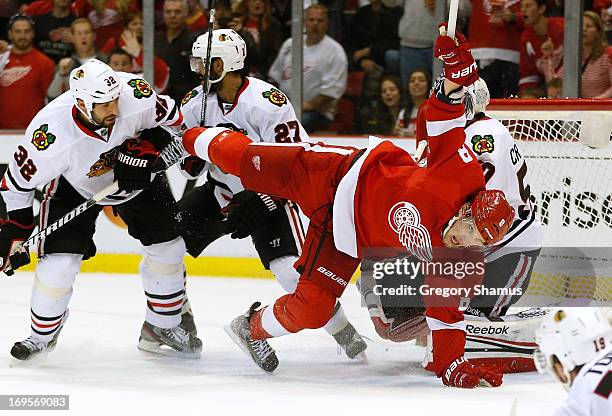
[[0, 0, 610, 133]]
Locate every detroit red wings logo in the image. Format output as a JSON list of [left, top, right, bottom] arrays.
[[388, 202, 433, 262]]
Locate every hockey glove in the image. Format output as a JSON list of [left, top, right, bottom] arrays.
[[434, 24, 478, 87], [113, 138, 161, 192], [226, 191, 282, 239], [442, 356, 503, 388], [0, 219, 34, 276], [179, 156, 208, 179]]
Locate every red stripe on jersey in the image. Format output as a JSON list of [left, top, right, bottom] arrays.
[[167, 111, 184, 127]]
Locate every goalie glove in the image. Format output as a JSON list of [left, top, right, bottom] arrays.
[[434, 24, 478, 87], [442, 356, 503, 388], [113, 138, 161, 192], [226, 190, 282, 239], [0, 219, 34, 276]]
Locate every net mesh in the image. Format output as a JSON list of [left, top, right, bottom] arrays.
[[487, 102, 612, 308]]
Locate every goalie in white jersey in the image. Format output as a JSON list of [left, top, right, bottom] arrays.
[[0, 59, 202, 361], [177, 29, 366, 368], [359, 77, 545, 374], [535, 307, 612, 416]]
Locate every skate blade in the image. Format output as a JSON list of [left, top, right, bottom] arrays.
[[9, 351, 50, 368], [223, 324, 275, 374], [351, 351, 368, 363], [137, 340, 201, 360]]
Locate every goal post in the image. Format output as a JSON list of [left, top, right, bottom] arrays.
[[486, 99, 612, 309]]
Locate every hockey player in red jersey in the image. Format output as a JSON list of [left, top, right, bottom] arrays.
[[181, 26, 514, 388]]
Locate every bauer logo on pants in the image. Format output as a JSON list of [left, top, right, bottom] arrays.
[[388, 201, 433, 262], [31, 124, 56, 151]]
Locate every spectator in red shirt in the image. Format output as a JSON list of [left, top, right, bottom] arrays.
[[0, 15, 55, 129], [519, 0, 564, 97], [233, 0, 283, 79], [469, 0, 525, 98], [185, 0, 207, 33], [542, 11, 612, 98], [100, 12, 170, 93], [82, 0, 139, 50]]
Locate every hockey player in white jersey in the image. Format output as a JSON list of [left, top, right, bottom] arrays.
[[359, 77, 545, 374], [177, 29, 366, 370], [0, 59, 202, 361], [535, 307, 612, 416]]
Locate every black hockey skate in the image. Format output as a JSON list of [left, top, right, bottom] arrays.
[[138, 321, 203, 359], [333, 322, 368, 360], [180, 299, 197, 337], [11, 311, 68, 361], [224, 302, 279, 373]]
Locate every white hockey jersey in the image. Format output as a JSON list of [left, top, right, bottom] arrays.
[[0, 72, 182, 210], [464, 115, 544, 259], [554, 346, 612, 416], [180, 76, 309, 206]]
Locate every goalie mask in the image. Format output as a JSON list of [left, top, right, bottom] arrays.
[[69, 59, 121, 124], [534, 308, 612, 391], [464, 78, 490, 120], [191, 29, 247, 85]]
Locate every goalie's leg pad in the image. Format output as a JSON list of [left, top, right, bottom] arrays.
[[140, 237, 188, 329], [30, 253, 82, 342]]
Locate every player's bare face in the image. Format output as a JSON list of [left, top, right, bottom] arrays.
[[408, 72, 429, 100], [443, 217, 486, 248], [8, 20, 34, 52], [91, 99, 119, 127], [381, 80, 400, 109]]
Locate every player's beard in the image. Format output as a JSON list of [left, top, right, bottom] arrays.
[[12, 38, 32, 52], [93, 113, 117, 127]]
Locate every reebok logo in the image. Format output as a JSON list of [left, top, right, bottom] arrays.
[[316, 266, 348, 287], [451, 62, 477, 79], [466, 324, 509, 335], [117, 153, 149, 168]]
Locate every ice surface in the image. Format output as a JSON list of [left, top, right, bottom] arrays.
[[1, 273, 565, 415]]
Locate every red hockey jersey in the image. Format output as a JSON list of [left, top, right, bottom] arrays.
[[332, 96, 486, 262], [519, 17, 565, 92], [469, 0, 524, 64]]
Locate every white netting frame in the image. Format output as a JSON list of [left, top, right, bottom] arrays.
[[487, 99, 612, 307]]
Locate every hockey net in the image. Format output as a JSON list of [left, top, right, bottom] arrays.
[[487, 99, 612, 311]]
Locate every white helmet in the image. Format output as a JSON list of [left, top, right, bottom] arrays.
[[69, 59, 121, 123], [534, 307, 612, 390], [190, 29, 247, 84], [464, 77, 490, 120]]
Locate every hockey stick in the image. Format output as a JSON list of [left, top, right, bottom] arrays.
[[199, 0, 217, 127], [3, 181, 120, 275], [413, 140, 428, 163], [447, 0, 460, 39]]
